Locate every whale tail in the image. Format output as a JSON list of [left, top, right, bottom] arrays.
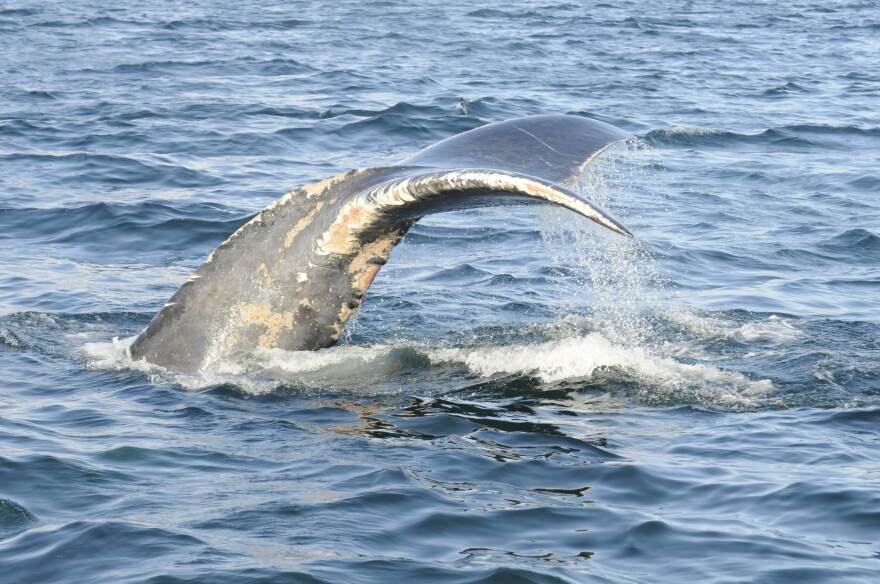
[[129, 115, 633, 373]]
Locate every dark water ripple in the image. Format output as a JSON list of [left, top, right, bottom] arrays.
[[2, 0, 880, 582]]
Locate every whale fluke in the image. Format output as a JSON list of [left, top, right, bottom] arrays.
[[129, 115, 633, 373]]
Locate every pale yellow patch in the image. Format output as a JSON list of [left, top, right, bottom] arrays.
[[239, 303, 295, 348], [326, 226, 408, 341], [264, 169, 363, 214], [255, 263, 272, 288], [317, 203, 368, 256], [283, 201, 325, 249]]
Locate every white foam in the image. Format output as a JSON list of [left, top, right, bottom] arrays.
[[427, 333, 772, 404], [733, 315, 802, 343], [0, 328, 22, 348], [240, 344, 428, 391], [81, 329, 772, 407], [81, 337, 419, 394], [662, 310, 802, 345], [661, 308, 732, 338], [83, 336, 273, 392], [655, 126, 727, 137], [249, 344, 396, 374], [82, 336, 160, 375]]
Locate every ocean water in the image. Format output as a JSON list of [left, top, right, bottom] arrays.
[[1, 0, 879, 582]]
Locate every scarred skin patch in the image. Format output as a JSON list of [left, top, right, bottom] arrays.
[[239, 303, 295, 348], [284, 201, 325, 249], [255, 263, 272, 288], [315, 202, 372, 256], [326, 225, 410, 341]]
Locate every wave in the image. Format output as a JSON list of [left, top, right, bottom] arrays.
[[820, 228, 880, 261], [0, 499, 37, 539], [0, 152, 224, 188], [107, 56, 314, 77], [644, 124, 880, 149], [0, 201, 249, 261], [644, 127, 814, 148], [0, 519, 207, 583], [465, 9, 544, 19], [762, 81, 814, 96], [0, 8, 38, 17], [659, 310, 803, 345], [0, 326, 23, 349], [82, 323, 777, 409], [330, 101, 484, 143], [429, 333, 773, 400]]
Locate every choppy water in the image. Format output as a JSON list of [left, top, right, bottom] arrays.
[[2, 1, 879, 582]]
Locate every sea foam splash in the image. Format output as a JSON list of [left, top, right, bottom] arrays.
[[82, 326, 776, 408], [428, 333, 774, 402], [529, 139, 776, 405], [537, 138, 664, 347]]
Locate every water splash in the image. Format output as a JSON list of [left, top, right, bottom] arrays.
[[81, 331, 774, 408], [428, 333, 774, 408], [530, 140, 783, 406], [537, 138, 666, 348]]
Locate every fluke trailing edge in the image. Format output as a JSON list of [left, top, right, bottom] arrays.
[[129, 115, 633, 373]]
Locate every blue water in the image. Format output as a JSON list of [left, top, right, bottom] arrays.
[[2, 1, 879, 582]]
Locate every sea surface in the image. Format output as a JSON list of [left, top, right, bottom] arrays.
[[1, 1, 879, 582]]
